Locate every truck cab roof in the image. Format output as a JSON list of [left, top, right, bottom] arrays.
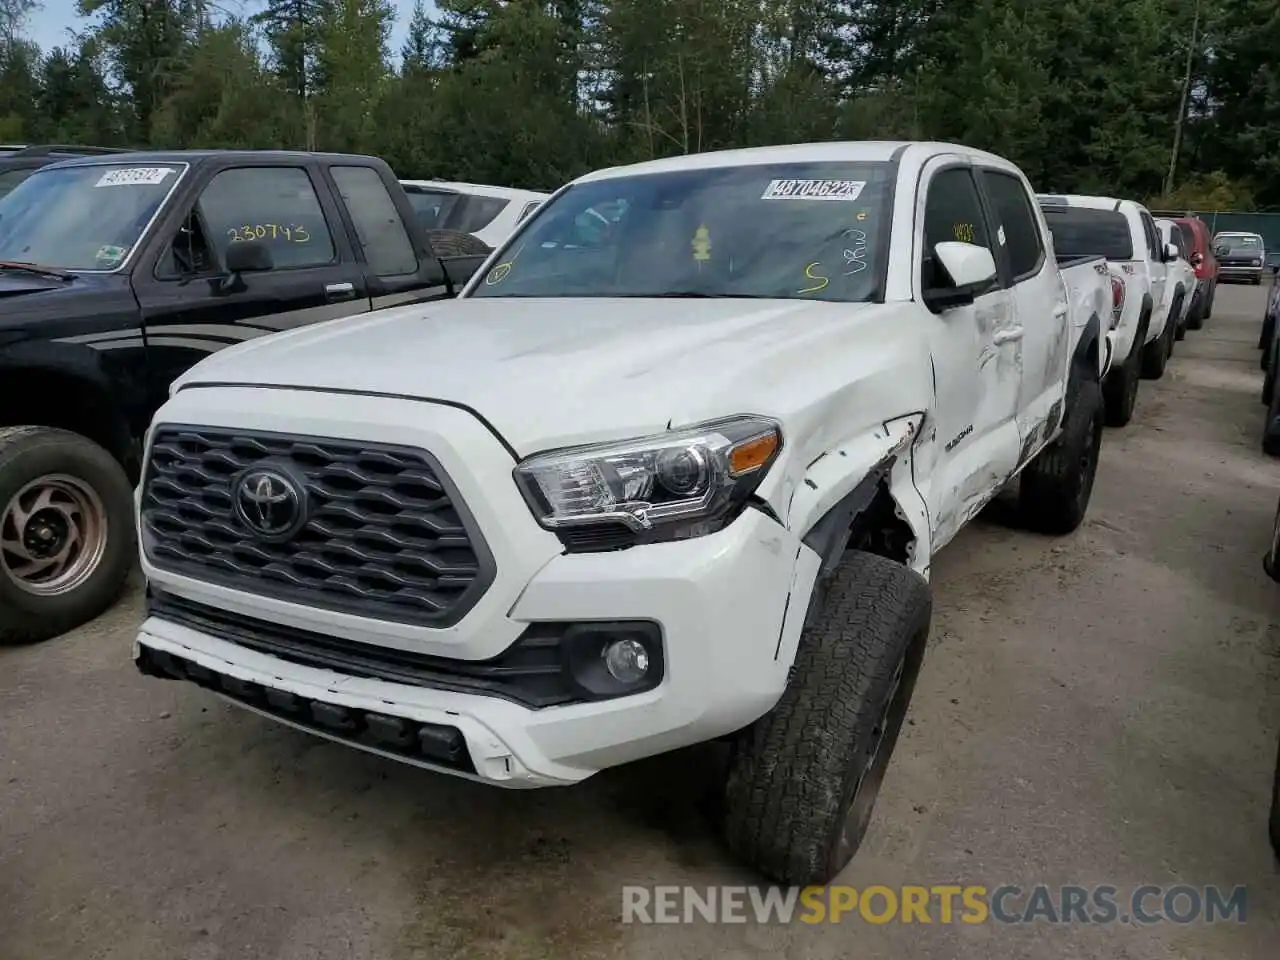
[[44, 149, 390, 170]]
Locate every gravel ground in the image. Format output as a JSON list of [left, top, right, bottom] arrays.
[[3, 283, 1279, 960]]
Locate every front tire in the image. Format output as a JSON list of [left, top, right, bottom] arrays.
[[1270, 735, 1280, 859], [0, 427, 135, 644], [1019, 380, 1104, 534], [1103, 313, 1146, 427], [722, 551, 931, 885], [1141, 308, 1175, 380]]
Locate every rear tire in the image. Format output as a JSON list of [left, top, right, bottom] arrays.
[[722, 551, 931, 885], [1019, 380, 1104, 535], [0, 427, 135, 644]]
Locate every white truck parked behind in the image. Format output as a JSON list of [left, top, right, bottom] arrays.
[[134, 142, 1111, 884], [1155, 218, 1197, 343], [1038, 195, 1181, 426]]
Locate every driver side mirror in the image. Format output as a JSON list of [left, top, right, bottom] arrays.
[[1163, 242, 1180, 263], [924, 241, 998, 312], [216, 240, 273, 294], [225, 239, 273, 274]]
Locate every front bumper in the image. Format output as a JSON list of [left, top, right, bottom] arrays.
[[136, 385, 817, 787], [1219, 265, 1264, 281]]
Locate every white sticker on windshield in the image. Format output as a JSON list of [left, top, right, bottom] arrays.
[[761, 179, 866, 202], [94, 167, 176, 188]]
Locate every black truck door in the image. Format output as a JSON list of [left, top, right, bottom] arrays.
[[322, 162, 452, 309], [132, 162, 372, 403]]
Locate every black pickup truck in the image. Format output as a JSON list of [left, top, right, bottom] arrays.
[[0, 149, 492, 643]]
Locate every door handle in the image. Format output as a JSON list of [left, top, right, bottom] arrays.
[[994, 327, 1024, 344], [325, 281, 356, 302]]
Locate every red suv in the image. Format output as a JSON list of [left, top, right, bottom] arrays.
[[1176, 216, 1219, 329]]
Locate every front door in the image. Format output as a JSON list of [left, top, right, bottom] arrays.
[[133, 164, 372, 408], [917, 162, 1022, 551]]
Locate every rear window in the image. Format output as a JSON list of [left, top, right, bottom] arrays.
[[457, 195, 510, 233], [404, 188, 462, 230], [1041, 206, 1134, 260]]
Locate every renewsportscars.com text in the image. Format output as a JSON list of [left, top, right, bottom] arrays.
[[621, 884, 1248, 925]]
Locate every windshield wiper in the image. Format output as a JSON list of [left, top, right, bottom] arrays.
[[632, 292, 770, 299], [0, 260, 76, 281]]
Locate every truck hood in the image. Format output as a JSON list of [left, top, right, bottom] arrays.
[[0, 273, 69, 297], [176, 297, 930, 455]]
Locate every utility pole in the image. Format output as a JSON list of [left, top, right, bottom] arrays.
[[1165, 0, 1202, 197]]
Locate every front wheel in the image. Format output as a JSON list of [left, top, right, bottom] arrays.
[[0, 427, 135, 644], [722, 551, 931, 885], [1019, 380, 1105, 534], [1141, 309, 1175, 379], [1103, 315, 1146, 427]]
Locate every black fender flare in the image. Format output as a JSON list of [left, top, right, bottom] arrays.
[[1068, 311, 1103, 402], [0, 341, 135, 465]]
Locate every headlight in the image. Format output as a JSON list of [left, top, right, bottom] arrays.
[[1253, 259, 1262, 266], [514, 416, 782, 549]]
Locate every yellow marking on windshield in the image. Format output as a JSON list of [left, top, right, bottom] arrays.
[[798, 262, 830, 294], [692, 224, 712, 262]]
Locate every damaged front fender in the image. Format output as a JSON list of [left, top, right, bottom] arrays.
[[779, 414, 932, 579]]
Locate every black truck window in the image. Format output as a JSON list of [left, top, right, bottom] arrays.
[[197, 167, 336, 269], [330, 165, 418, 276]]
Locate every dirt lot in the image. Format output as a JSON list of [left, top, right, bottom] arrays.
[[3, 283, 1279, 960]]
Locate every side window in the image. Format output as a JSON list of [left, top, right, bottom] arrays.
[[330, 165, 418, 276], [457, 196, 510, 233], [922, 168, 991, 289], [198, 167, 336, 270], [1141, 213, 1160, 259], [516, 201, 541, 224], [980, 169, 1045, 281], [0, 167, 33, 198]]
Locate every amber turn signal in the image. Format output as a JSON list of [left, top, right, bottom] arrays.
[[727, 431, 780, 477]]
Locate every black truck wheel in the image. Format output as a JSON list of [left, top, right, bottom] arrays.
[[1270, 736, 1280, 859], [0, 427, 135, 644], [426, 228, 492, 258], [1103, 314, 1146, 427], [1019, 380, 1104, 535], [1264, 374, 1280, 457], [1141, 307, 1175, 380], [722, 551, 931, 885]]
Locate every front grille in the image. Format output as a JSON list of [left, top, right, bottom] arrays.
[[148, 588, 584, 709], [141, 426, 494, 627]]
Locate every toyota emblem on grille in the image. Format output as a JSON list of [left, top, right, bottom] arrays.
[[233, 466, 308, 540]]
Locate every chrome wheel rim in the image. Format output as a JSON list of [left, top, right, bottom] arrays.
[[1, 474, 108, 597]]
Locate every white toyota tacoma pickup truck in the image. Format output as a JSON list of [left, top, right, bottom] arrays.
[[1038, 194, 1182, 426], [134, 141, 1110, 884]]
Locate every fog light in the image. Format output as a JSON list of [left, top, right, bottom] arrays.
[[603, 638, 650, 683]]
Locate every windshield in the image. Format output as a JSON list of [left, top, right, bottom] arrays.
[[470, 162, 894, 302], [1040, 206, 1134, 260], [1215, 234, 1263, 255], [0, 162, 185, 271], [404, 188, 462, 231]]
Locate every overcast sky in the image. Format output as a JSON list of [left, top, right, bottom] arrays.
[[27, 0, 424, 60]]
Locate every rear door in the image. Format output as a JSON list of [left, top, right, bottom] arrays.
[[133, 161, 371, 403], [977, 166, 1070, 462], [325, 163, 451, 310]]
